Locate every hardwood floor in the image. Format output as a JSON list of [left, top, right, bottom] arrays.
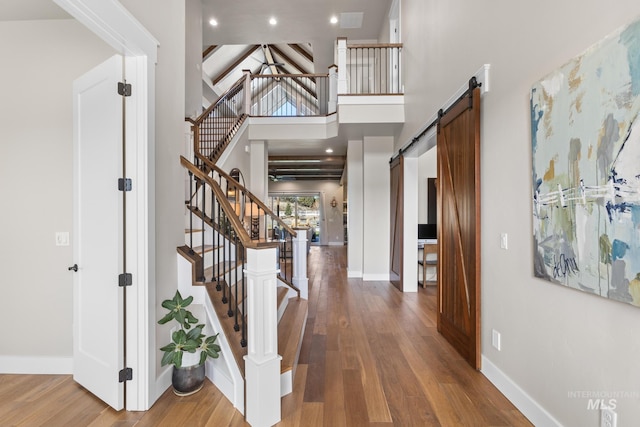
[[0, 246, 532, 426]]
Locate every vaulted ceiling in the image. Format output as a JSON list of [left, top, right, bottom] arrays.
[[3, 0, 394, 181], [201, 1, 393, 181]]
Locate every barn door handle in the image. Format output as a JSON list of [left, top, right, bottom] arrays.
[[68, 264, 78, 272]]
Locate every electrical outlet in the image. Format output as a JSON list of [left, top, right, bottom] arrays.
[[601, 407, 617, 427], [492, 329, 501, 351], [500, 233, 508, 250]]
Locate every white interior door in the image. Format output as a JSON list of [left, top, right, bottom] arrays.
[[72, 54, 124, 410]]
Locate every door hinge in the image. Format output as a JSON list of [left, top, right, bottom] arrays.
[[118, 178, 132, 191], [118, 273, 132, 287], [119, 367, 133, 383], [118, 82, 132, 97]]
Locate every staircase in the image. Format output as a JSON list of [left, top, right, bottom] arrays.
[[176, 70, 309, 426]]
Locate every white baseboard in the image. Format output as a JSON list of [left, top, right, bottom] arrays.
[[207, 359, 239, 411], [0, 356, 73, 374], [156, 365, 172, 400], [481, 356, 561, 427], [328, 242, 344, 246], [362, 273, 390, 281], [347, 270, 362, 278]]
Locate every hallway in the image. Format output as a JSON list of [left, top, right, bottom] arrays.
[[0, 246, 531, 426]]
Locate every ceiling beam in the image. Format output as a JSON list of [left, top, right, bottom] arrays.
[[270, 45, 311, 75], [269, 155, 345, 164], [211, 44, 260, 86], [288, 43, 314, 63], [262, 44, 280, 75]]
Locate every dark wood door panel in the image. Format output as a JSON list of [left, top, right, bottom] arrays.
[[437, 87, 481, 369]]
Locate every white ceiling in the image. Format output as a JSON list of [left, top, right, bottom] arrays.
[[0, 1, 70, 21], [202, 0, 392, 71]]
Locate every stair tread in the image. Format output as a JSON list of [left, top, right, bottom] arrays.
[[278, 298, 308, 373], [192, 244, 220, 254], [277, 287, 289, 311], [203, 261, 240, 279]]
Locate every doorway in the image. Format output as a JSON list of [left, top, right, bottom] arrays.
[[268, 194, 322, 244], [57, 0, 158, 411]]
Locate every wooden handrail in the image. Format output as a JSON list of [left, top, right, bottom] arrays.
[[192, 75, 246, 126], [251, 73, 328, 79], [195, 152, 297, 238], [180, 156, 270, 249], [347, 43, 403, 49]]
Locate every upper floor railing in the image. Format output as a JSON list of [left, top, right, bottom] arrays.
[[336, 38, 403, 95], [251, 74, 331, 117]]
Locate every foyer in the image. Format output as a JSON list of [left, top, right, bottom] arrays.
[[0, 246, 531, 426]]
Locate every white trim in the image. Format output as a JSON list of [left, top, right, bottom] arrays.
[[338, 95, 404, 105], [0, 356, 73, 374], [248, 114, 338, 126], [54, 0, 158, 411], [203, 290, 245, 413], [347, 270, 363, 278], [155, 366, 172, 401], [53, 0, 158, 62], [328, 242, 344, 246], [362, 273, 390, 281], [481, 356, 561, 427]]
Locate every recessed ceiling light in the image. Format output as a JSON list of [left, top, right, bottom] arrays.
[[330, 16, 338, 25], [269, 17, 277, 26], [209, 18, 218, 26], [326, 148, 334, 153]]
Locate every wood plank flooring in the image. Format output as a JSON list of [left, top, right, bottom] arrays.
[[0, 246, 532, 426]]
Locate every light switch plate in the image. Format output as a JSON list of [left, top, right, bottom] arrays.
[[55, 232, 69, 246]]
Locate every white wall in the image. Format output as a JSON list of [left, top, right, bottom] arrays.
[[362, 136, 393, 280], [185, 0, 203, 119], [268, 180, 344, 246], [0, 20, 115, 368], [401, 1, 640, 425], [118, 0, 186, 379], [347, 140, 364, 277]]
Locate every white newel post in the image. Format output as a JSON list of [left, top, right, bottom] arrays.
[[337, 37, 348, 94], [292, 228, 309, 300], [242, 69, 252, 116], [244, 246, 281, 427], [328, 65, 338, 114]]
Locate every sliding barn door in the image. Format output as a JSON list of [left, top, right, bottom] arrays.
[[437, 87, 481, 369], [389, 156, 404, 290]]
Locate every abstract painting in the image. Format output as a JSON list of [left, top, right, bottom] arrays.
[[531, 18, 640, 306]]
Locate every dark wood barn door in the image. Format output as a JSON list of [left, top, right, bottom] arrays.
[[389, 155, 404, 291], [437, 87, 481, 369]]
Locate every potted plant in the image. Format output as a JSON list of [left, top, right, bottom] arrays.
[[158, 290, 221, 396]]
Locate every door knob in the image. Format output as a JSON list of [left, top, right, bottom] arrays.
[[68, 264, 78, 272]]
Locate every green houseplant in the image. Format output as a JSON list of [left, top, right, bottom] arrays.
[[158, 290, 221, 395]]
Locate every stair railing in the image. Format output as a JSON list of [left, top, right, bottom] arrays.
[[182, 155, 268, 348], [194, 152, 301, 297], [188, 73, 249, 164]]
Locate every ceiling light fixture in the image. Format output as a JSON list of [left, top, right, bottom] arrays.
[[269, 17, 277, 26], [209, 18, 218, 26], [330, 16, 338, 25], [326, 148, 334, 153]]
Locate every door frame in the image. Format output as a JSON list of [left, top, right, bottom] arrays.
[[55, 0, 158, 411]]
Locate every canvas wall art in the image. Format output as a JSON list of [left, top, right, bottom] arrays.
[[531, 18, 640, 306]]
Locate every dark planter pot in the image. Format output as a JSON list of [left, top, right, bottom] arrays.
[[172, 363, 205, 396]]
